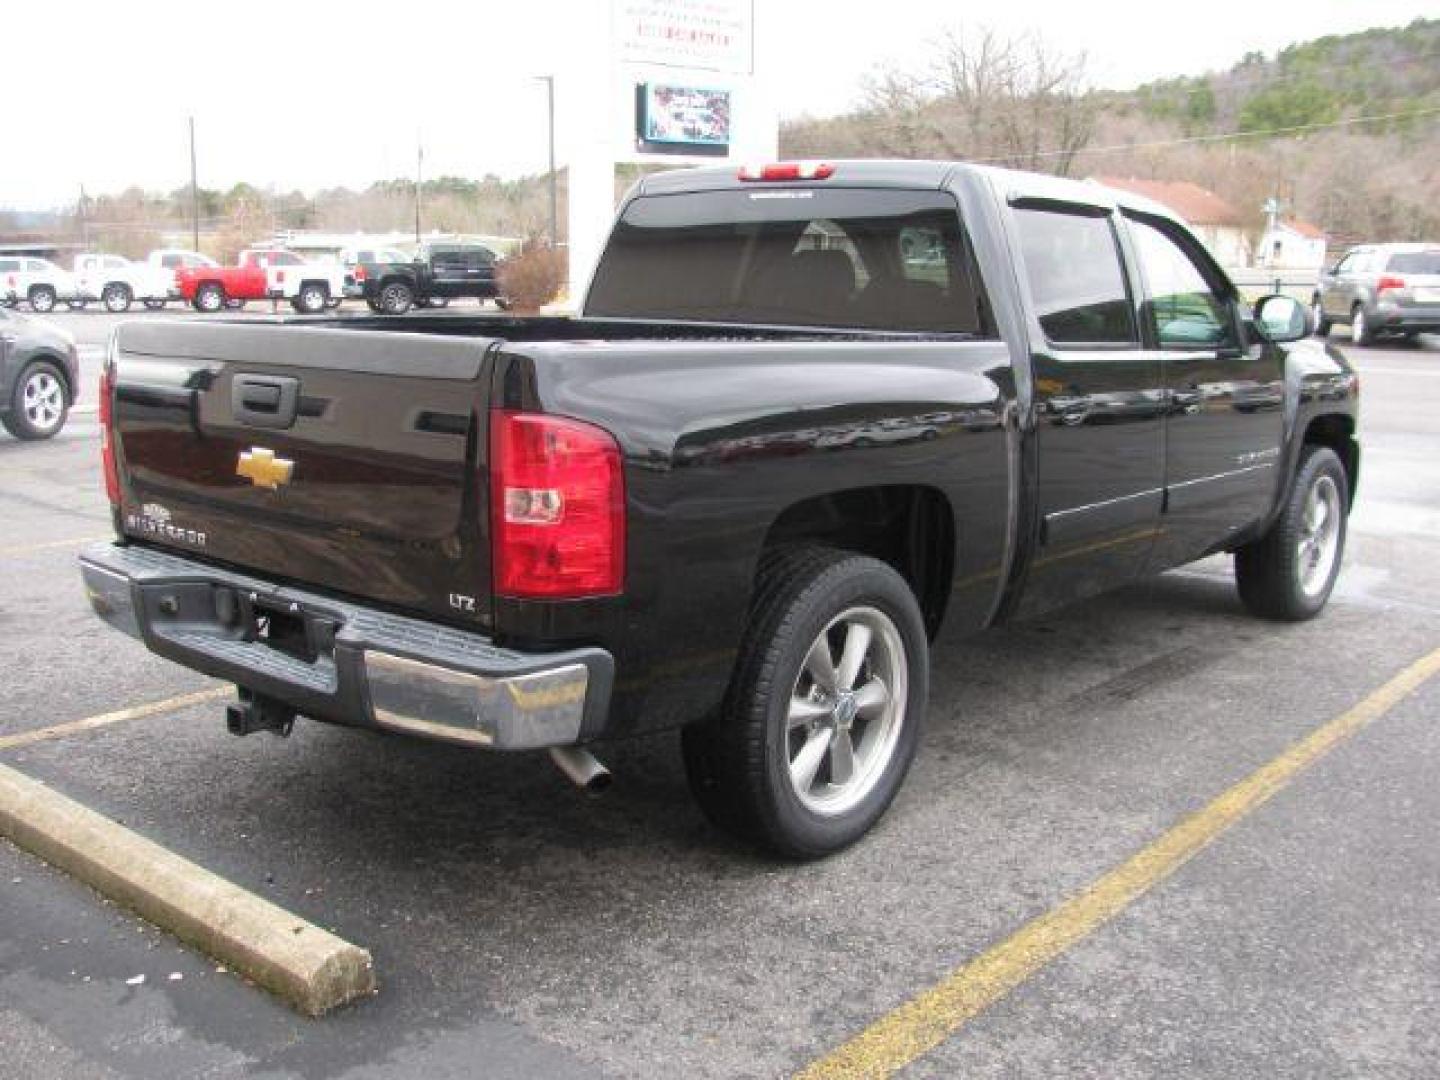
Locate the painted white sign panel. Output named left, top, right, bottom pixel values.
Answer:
left=615, top=0, right=754, bottom=74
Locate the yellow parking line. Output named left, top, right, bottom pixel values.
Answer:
left=0, top=535, right=108, bottom=559
left=0, top=687, right=230, bottom=752
left=798, top=645, right=1440, bottom=1080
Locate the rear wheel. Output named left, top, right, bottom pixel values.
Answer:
left=682, top=548, right=927, bottom=858
left=379, top=281, right=414, bottom=315
left=194, top=283, right=225, bottom=312
left=28, top=286, right=56, bottom=313
left=1235, top=445, right=1348, bottom=621
left=1311, top=295, right=1331, bottom=336
left=3, top=360, right=70, bottom=440
left=1350, top=305, right=1374, bottom=346
left=102, top=283, right=133, bottom=313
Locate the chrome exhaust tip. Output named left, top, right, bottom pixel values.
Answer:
left=548, top=746, right=612, bottom=796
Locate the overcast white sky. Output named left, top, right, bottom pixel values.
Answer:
left=3, top=0, right=1433, bottom=210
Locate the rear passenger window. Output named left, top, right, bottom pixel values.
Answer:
left=1014, top=208, right=1135, bottom=346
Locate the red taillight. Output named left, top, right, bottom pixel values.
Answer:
left=489, top=410, right=625, bottom=598
left=354, top=265, right=368, bottom=282
left=275, top=269, right=286, bottom=284
left=1376, top=274, right=1406, bottom=295
left=738, top=162, right=835, bottom=182
left=99, top=365, right=119, bottom=507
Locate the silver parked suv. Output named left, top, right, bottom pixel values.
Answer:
left=1313, top=243, right=1440, bottom=346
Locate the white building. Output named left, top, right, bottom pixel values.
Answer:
left=1257, top=219, right=1327, bottom=272
left=1091, top=176, right=1254, bottom=269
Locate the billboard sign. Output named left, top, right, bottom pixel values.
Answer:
left=636, top=83, right=731, bottom=153
left=615, top=0, right=754, bottom=74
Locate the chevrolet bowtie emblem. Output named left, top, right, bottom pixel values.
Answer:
left=236, top=446, right=294, bottom=490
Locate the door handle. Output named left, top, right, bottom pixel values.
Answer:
left=232, top=373, right=300, bottom=429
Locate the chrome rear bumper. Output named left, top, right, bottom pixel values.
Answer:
left=80, top=542, right=611, bottom=750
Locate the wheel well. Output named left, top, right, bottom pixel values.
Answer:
left=1304, top=414, right=1358, bottom=506
left=758, top=485, right=955, bottom=639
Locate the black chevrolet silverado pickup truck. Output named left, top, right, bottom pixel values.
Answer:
left=80, top=161, right=1358, bottom=857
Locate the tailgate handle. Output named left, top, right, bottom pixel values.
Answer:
left=233, top=374, right=300, bottom=430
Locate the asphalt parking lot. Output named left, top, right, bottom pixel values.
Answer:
left=3, top=310, right=1439, bottom=1078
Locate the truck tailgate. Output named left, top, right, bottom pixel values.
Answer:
left=110, top=321, right=495, bottom=628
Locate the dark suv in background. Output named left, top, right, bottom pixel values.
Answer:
left=354, top=242, right=506, bottom=314
left=1313, top=242, right=1440, bottom=345
left=0, top=306, right=79, bottom=440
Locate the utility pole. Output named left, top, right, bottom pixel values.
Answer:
left=540, top=75, right=558, bottom=248
left=188, top=116, right=200, bottom=253
left=77, top=184, right=88, bottom=249
left=414, top=137, right=423, bottom=244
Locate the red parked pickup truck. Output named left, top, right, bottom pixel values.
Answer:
left=176, top=249, right=345, bottom=314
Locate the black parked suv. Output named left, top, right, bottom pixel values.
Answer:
left=354, top=243, right=506, bottom=314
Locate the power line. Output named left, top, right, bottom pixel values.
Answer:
left=969, top=104, right=1440, bottom=163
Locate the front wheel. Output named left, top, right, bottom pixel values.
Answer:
left=1350, top=306, right=1374, bottom=347
left=102, top=283, right=133, bottom=313
left=292, top=283, right=328, bottom=314
left=193, top=283, right=225, bottom=312
left=1235, top=445, right=1349, bottom=621
left=682, top=548, right=927, bottom=858
left=379, top=281, right=414, bottom=315
left=28, top=286, right=57, bottom=313
left=2, top=360, right=70, bottom=440
left=1311, top=296, right=1331, bottom=336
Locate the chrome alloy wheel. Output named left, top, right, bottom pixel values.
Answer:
left=22, top=369, right=65, bottom=434
left=1297, top=474, right=1342, bottom=598
left=786, top=606, right=907, bottom=816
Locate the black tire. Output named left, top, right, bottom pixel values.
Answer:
left=193, top=283, right=225, bottom=312
left=28, top=286, right=56, bottom=313
left=292, top=282, right=328, bottom=314
left=1311, top=295, right=1331, bottom=337
left=2, top=360, right=70, bottom=440
left=1235, top=445, right=1349, bottom=621
left=682, top=548, right=928, bottom=858
left=1349, top=304, right=1375, bottom=347
left=379, top=281, right=414, bottom=315
left=142, top=299, right=167, bottom=310
left=102, top=283, right=133, bottom=313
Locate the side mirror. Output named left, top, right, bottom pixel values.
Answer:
left=1253, top=294, right=1308, bottom=343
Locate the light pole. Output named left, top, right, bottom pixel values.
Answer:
left=414, top=137, right=423, bottom=244
left=537, top=74, right=558, bottom=248
left=188, top=116, right=199, bottom=253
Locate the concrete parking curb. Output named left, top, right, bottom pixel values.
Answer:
left=0, top=763, right=375, bottom=1016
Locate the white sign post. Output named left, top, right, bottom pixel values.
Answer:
left=560, top=0, right=774, bottom=305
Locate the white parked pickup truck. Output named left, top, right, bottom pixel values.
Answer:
left=0, top=256, right=84, bottom=312
left=74, top=254, right=174, bottom=312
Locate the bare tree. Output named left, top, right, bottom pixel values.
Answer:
left=842, top=26, right=1098, bottom=175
